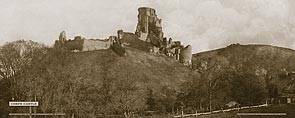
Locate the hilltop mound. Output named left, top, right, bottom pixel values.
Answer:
left=32, top=47, right=195, bottom=117
left=59, top=47, right=191, bottom=88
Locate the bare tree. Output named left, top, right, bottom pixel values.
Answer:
left=112, top=73, right=146, bottom=118
left=196, top=57, right=229, bottom=111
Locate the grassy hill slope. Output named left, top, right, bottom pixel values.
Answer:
left=192, top=44, right=295, bottom=95
left=32, top=46, right=195, bottom=117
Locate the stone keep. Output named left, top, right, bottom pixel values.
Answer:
left=135, top=7, right=163, bottom=42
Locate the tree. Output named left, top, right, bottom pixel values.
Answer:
left=146, top=89, right=156, bottom=111
left=111, top=73, right=146, bottom=118
left=177, top=71, right=205, bottom=112
left=0, top=40, right=47, bottom=116
left=225, top=71, right=266, bottom=105
left=196, top=56, right=229, bottom=111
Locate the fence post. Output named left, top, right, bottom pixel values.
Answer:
left=195, top=110, right=198, bottom=117
left=29, top=106, right=32, bottom=118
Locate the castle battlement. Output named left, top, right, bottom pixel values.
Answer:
left=54, top=31, right=116, bottom=52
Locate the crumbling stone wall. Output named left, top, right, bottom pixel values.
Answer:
left=65, top=36, right=84, bottom=51
left=157, top=37, right=192, bottom=66
left=55, top=31, right=114, bottom=52
left=82, top=38, right=113, bottom=51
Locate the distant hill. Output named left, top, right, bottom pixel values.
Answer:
left=192, top=44, right=295, bottom=92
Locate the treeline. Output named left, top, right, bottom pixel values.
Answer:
left=0, top=40, right=47, bottom=117
left=181, top=53, right=290, bottom=113
left=178, top=69, right=267, bottom=113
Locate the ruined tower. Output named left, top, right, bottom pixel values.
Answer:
left=59, top=31, right=67, bottom=43
left=117, top=30, right=124, bottom=40
left=135, top=7, right=163, bottom=43
left=180, top=45, right=192, bottom=66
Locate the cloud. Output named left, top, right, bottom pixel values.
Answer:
left=157, top=0, right=250, bottom=52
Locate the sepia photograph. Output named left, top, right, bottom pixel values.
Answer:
left=0, top=0, right=295, bottom=118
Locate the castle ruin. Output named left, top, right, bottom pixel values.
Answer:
left=54, top=7, right=192, bottom=66
left=135, top=7, right=192, bottom=66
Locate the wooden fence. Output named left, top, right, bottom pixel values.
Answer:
left=173, top=104, right=268, bottom=118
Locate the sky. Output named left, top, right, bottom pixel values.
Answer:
left=0, top=0, right=295, bottom=53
